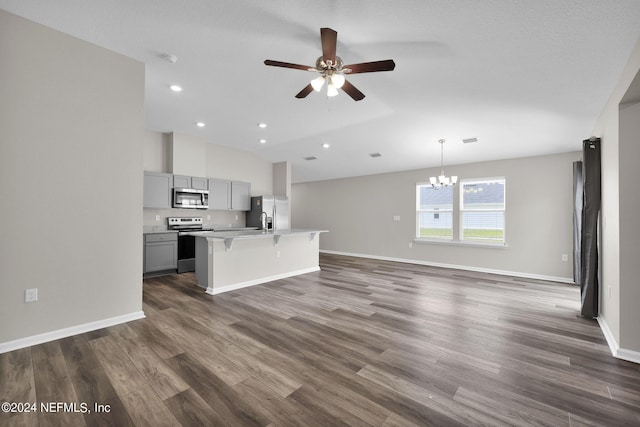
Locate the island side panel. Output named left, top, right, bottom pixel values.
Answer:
left=195, top=236, right=211, bottom=289
left=209, top=233, right=320, bottom=294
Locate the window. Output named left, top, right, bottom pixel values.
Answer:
left=416, top=184, right=453, bottom=240
left=415, top=177, right=506, bottom=245
left=460, top=178, right=505, bottom=243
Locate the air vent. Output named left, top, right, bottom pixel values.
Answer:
left=462, top=137, right=478, bottom=144
left=304, top=156, right=317, bottom=161
left=369, top=152, right=382, bottom=158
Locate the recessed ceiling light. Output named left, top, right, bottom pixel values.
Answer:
left=170, top=84, right=182, bottom=92
left=258, top=123, right=267, bottom=128
left=259, top=139, right=267, bottom=144
left=195, top=122, right=206, bottom=127
left=322, top=143, right=330, bottom=149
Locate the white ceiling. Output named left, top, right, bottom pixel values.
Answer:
left=2, top=1, right=640, bottom=183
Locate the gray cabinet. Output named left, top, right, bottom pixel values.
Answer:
left=174, top=175, right=208, bottom=190
left=144, top=233, right=177, bottom=275
left=173, top=175, right=191, bottom=189
left=191, top=177, right=208, bottom=190
left=208, top=178, right=231, bottom=210
left=145, top=171, right=249, bottom=211
left=144, top=172, right=172, bottom=209
left=231, top=181, right=251, bottom=211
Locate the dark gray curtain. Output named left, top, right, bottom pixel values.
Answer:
left=579, top=138, right=601, bottom=319
left=573, top=161, right=583, bottom=285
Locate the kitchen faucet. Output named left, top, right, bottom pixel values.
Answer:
left=260, top=211, right=268, bottom=232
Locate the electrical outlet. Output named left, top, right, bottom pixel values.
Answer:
left=393, top=215, right=401, bottom=221
left=561, top=254, right=568, bottom=262
left=207, top=215, right=211, bottom=220
left=235, top=215, right=239, bottom=221
left=155, top=215, right=160, bottom=221
left=408, top=242, right=413, bottom=248
left=25, top=288, right=38, bottom=303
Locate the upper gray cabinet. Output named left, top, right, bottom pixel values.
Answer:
left=173, top=175, right=208, bottom=190
left=208, top=179, right=231, bottom=210
left=144, top=172, right=172, bottom=208
left=173, top=175, right=190, bottom=189
left=231, top=181, right=251, bottom=211
left=207, top=179, right=250, bottom=210
left=145, top=172, right=249, bottom=211
left=191, top=177, right=208, bottom=190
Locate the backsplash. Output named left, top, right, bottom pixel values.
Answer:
left=143, top=208, right=246, bottom=232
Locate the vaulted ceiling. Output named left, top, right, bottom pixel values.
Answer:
left=2, top=1, right=640, bottom=182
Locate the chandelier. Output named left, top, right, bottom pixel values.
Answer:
left=430, top=139, right=458, bottom=189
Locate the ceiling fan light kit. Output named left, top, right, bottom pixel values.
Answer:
left=264, top=27, right=395, bottom=101
left=311, top=76, right=325, bottom=91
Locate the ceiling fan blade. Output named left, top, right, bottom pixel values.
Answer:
left=320, top=27, right=337, bottom=64
left=264, top=60, right=313, bottom=71
left=344, top=59, right=396, bottom=74
left=295, top=84, right=314, bottom=99
left=341, top=80, right=365, bottom=101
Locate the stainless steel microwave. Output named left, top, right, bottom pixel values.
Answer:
left=172, top=188, right=209, bottom=209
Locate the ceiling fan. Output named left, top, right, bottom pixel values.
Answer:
left=264, top=27, right=396, bottom=101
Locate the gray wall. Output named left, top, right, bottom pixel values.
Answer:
left=0, top=11, right=145, bottom=346
left=592, top=37, right=640, bottom=359
left=619, top=100, right=640, bottom=353
left=292, top=151, right=580, bottom=281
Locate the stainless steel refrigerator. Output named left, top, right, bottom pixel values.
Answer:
left=247, top=196, right=290, bottom=231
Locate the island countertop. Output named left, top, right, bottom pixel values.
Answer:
left=193, top=228, right=328, bottom=295
left=186, top=228, right=327, bottom=239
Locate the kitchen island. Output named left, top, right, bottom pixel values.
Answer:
left=192, top=229, right=327, bottom=295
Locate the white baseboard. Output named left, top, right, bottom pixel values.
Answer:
left=206, top=266, right=321, bottom=295
left=598, top=316, right=640, bottom=364
left=320, top=250, right=574, bottom=284
left=0, top=311, right=145, bottom=354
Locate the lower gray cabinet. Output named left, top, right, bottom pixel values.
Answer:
left=144, top=233, right=177, bottom=275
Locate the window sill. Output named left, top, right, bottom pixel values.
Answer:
left=413, top=238, right=509, bottom=249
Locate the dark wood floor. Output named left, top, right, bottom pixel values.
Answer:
left=2, top=253, right=640, bottom=426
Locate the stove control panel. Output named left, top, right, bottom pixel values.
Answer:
left=168, top=217, right=203, bottom=228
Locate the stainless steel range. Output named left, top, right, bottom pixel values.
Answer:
left=168, top=217, right=213, bottom=273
